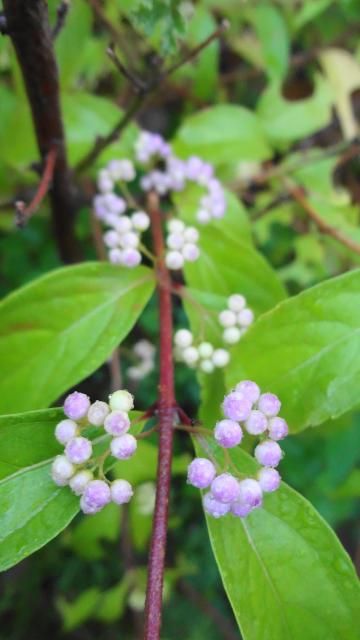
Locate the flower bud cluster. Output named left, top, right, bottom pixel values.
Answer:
left=187, top=381, right=288, bottom=519
left=51, top=390, right=138, bottom=515
left=219, top=294, right=254, bottom=344
left=174, top=329, right=230, bottom=374
left=128, top=340, right=156, bottom=381
left=165, top=219, right=200, bottom=270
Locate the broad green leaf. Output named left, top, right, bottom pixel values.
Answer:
left=63, top=93, right=139, bottom=166
left=0, top=263, right=154, bottom=413
left=173, top=105, right=272, bottom=165
left=196, top=438, right=360, bottom=640
left=248, top=4, right=289, bottom=81
left=257, top=74, right=333, bottom=146
left=226, top=269, right=360, bottom=432
left=58, top=588, right=101, bottom=631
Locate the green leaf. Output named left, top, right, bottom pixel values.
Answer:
left=0, top=263, right=154, bottom=413
left=58, top=588, right=101, bottom=632
left=197, top=439, right=360, bottom=640
left=173, top=105, right=272, bottom=165
left=226, top=269, right=360, bottom=432
left=257, top=74, right=333, bottom=146
left=248, top=4, right=290, bottom=81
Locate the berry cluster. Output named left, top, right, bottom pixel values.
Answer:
left=51, top=389, right=138, bottom=514
left=165, top=219, right=200, bottom=270
left=93, top=130, right=227, bottom=267
left=128, top=339, right=156, bottom=381
left=174, top=329, right=230, bottom=373
left=219, top=294, right=254, bottom=345
left=187, top=380, right=288, bottom=519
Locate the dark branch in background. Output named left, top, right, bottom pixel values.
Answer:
left=3, top=0, right=81, bottom=262
left=75, top=20, right=229, bottom=175
left=52, top=0, right=70, bottom=40
left=143, top=192, right=175, bottom=640
left=15, top=146, right=57, bottom=227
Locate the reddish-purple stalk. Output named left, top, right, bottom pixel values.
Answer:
left=143, top=192, right=175, bottom=640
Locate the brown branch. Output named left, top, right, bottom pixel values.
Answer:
left=15, top=147, right=57, bottom=227
left=143, top=192, right=175, bottom=640
left=3, top=0, right=81, bottom=262
left=87, top=0, right=122, bottom=42
left=75, top=20, right=229, bottom=174
left=52, top=0, right=70, bottom=39
left=286, top=180, right=360, bottom=256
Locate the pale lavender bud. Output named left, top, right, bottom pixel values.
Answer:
left=104, top=411, right=131, bottom=436
left=69, top=470, right=93, bottom=496
left=80, top=480, right=111, bottom=514
left=51, top=455, right=74, bottom=486
left=64, top=392, right=90, bottom=420
left=212, top=349, right=230, bottom=368
left=167, top=232, right=184, bottom=251
left=235, top=380, right=260, bottom=404
left=132, top=211, right=150, bottom=231
left=119, top=231, right=139, bottom=249
left=186, top=156, right=205, bottom=180
left=237, top=308, right=254, bottom=327
left=97, top=169, right=113, bottom=193
left=167, top=219, right=185, bottom=234
left=227, top=294, right=246, bottom=312
left=111, top=479, right=134, bottom=504
left=104, top=193, right=126, bottom=214
left=87, top=400, right=110, bottom=427
left=165, top=251, right=184, bottom=270
left=238, top=478, right=263, bottom=508
left=223, top=327, right=242, bottom=344
left=254, top=440, right=282, bottom=467
left=103, top=230, right=120, bottom=248
left=187, top=458, right=216, bottom=489
left=218, top=310, right=237, bottom=327
left=113, top=216, right=132, bottom=233
left=55, top=419, right=78, bottom=445
left=198, top=342, right=213, bottom=358
left=93, top=195, right=107, bottom=220
left=182, top=243, right=200, bottom=262
left=211, top=473, right=240, bottom=503
left=109, top=248, right=123, bottom=264
left=222, top=391, right=252, bottom=422
left=65, top=436, right=92, bottom=464
left=214, top=420, right=243, bottom=448
left=183, top=226, right=199, bottom=243
left=268, top=417, right=288, bottom=440
left=231, top=501, right=252, bottom=518
left=109, top=390, right=134, bottom=412
left=174, top=329, right=193, bottom=348
left=245, top=410, right=268, bottom=435
left=203, top=492, right=230, bottom=518
left=196, top=209, right=211, bottom=224
left=121, top=248, right=142, bottom=268
left=182, top=346, right=199, bottom=365
left=110, top=433, right=137, bottom=460
left=200, top=359, right=215, bottom=373
left=134, top=339, right=155, bottom=359
left=257, top=467, right=281, bottom=492
left=258, top=393, right=281, bottom=417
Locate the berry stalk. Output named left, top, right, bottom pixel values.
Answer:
left=143, top=192, right=175, bottom=640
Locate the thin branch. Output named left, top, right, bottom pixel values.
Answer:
left=286, top=180, right=360, bottom=256
left=87, top=0, right=122, bottom=42
left=15, top=147, right=57, bottom=227
left=143, top=192, right=175, bottom=640
left=52, top=0, right=70, bottom=39
left=75, top=20, right=229, bottom=174
left=3, top=0, right=81, bottom=262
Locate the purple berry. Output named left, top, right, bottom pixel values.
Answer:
left=51, top=455, right=74, bottom=486
left=258, top=393, right=281, bottom=417
left=80, top=480, right=111, bottom=514
left=65, top=437, right=92, bottom=464
left=258, top=467, right=281, bottom=493
left=235, top=380, right=260, bottom=404
left=211, top=473, right=240, bottom=504
left=110, top=434, right=137, bottom=460
left=231, top=501, right=253, bottom=518
left=214, top=420, right=243, bottom=448
left=55, top=419, right=78, bottom=445
left=222, top=391, right=252, bottom=422
left=254, top=440, right=282, bottom=467
left=104, top=411, right=131, bottom=436
left=63, top=391, right=90, bottom=420
left=238, top=478, right=263, bottom=508
left=268, top=417, right=288, bottom=441
left=244, top=410, right=267, bottom=436
left=69, top=470, right=93, bottom=496
left=187, top=458, right=216, bottom=489
left=203, top=492, right=230, bottom=518
left=111, top=479, right=134, bottom=504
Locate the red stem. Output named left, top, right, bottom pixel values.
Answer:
left=143, top=192, right=175, bottom=640
left=15, top=147, right=57, bottom=226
